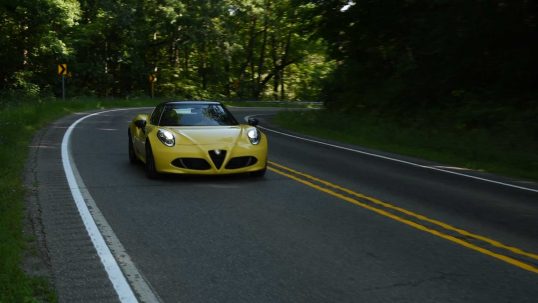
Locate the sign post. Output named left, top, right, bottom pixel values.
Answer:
left=58, top=64, right=67, bottom=101
left=148, top=74, right=157, bottom=98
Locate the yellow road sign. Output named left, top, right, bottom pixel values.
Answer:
left=148, top=74, right=157, bottom=82
left=58, top=64, right=67, bottom=76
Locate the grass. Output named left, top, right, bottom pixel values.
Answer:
left=273, top=110, right=538, bottom=181
left=0, top=97, right=162, bottom=303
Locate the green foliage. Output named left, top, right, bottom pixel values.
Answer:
left=0, top=0, right=80, bottom=98
left=0, top=0, right=333, bottom=100
left=0, top=101, right=58, bottom=303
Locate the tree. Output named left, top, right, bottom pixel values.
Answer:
left=0, top=0, right=80, bottom=97
left=1, top=0, right=334, bottom=101
left=312, top=0, right=538, bottom=117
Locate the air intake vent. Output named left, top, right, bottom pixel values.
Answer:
left=225, top=156, right=258, bottom=169
left=171, top=158, right=211, bottom=170
left=208, top=150, right=227, bottom=169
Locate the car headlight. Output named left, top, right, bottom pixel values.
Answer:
left=247, top=128, right=260, bottom=145
left=157, top=129, right=175, bottom=147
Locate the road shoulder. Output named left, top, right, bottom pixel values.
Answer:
left=24, top=114, right=120, bottom=303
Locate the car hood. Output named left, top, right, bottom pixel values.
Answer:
left=165, top=126, right=244, bottom=146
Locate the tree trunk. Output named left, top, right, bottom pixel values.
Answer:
left=200, top=43, right=208, bottom=90
left=184, top=48, right=190, bottom=78
left=271, top=34, right=279, bottom=99
left=255, top=3, right=270, bottom=99
left=239, top=18, right=257, bottom=99
left=280, top=32, right=292, bottom=100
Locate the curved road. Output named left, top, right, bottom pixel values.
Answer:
left=32, top=107, right=538, bottom=302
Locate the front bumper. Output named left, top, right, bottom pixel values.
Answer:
left=151, top=140, right=267, bottom=175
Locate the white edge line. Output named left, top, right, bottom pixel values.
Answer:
left=245, top=115, right=538, bottom=194
left=62, top=109, right=140, bottom=303
left=66, top=111, right=163, bottom=302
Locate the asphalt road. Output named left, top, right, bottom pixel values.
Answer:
left=64, top=107, right=538, bottom=302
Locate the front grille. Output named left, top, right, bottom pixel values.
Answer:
left=171, top=158, right=211, bottom=170
left=225, top=156, right=258, bottom=169
left=208, top=150, right=227, bottom=169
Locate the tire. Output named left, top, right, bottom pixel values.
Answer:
left=145, top=142, right=159, bottom=179
left=250, top=167, right=266, bottom=178
left=128, top=131, right=137, bottom=164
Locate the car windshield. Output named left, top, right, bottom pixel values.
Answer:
left=158, top=103, right=239, bottom=126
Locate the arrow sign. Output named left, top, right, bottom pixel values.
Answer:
left=58, top=64, right=67, bottom=76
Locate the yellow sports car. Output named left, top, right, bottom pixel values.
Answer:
left=128, top=101, right=268, bottom=178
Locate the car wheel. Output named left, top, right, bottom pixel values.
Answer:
left=145, top=142, right=159, bottom=179
left=128, top=131, right=137, bottom=164
left=250, top=167, right=266, bottom=178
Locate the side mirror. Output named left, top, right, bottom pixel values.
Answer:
left=247, top=118, right=259, bottom=126
left=134, top=119, right=146, bottom=129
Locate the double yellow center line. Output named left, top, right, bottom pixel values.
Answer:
left=268, top=161, right=538, bottom=274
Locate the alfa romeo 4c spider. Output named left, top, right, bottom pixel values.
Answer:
left=128, top=101, right=268, bottom=178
